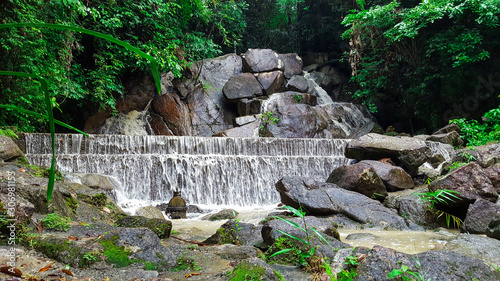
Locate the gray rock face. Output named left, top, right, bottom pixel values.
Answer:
left=433, top=123, right=461, bottom=135
left=186, top=53, right=243, bottom=136
left=356, top=245, right=500, bottom=281
left=237, top=98, right=264, bottom=116
left=456, top=143, right=500, bottom=168
left=213, top=121, right=259, bottom=138
left=203, top=209, right=238, bottom=221
left=327, top=162, right=388, bottom=199
left=115, top=216, right=172, bottom=238
left=0, top=135, right=23, bottom=161
left=285, top=75, right=308, bottom=93
left=136, top=206, right=166, bottom=220
left=427, top=131, right=464, bottom=147
left=262, top=94, right=374, bottom=139
left=242, top=49, right=284, bottom=73
left=446, top=234, right=500, bottom=267
left=71, top=173, right=120, bottom=191
left=204, top=219, right=263, bottom=246
left=261, top=216, right=349, bottom=251
left=346, top=134, right=433, bottom=176
left=487, top=215, right=500, bottom=240
left=463, top=199, right=500, bottom=234
left=276, top=176, right=409, bottom=230
left=360, top=160, right=414, bottom=191
left=255, top=71, right=284, bottom=95
left=383, top=186, right=434, bottom=228
left=430, top=163, right=499, bottom=207
left=279, top=53, right=303, bottom=79
left=485, top=165, right=500, bottom=192
left=223, top=73, right=263, bottom=100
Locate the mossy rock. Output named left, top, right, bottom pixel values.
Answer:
left=204, top=209, right=238, bottom=221
left=115, top=216, right=172, bottom=239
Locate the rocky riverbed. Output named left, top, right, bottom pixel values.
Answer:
left=2, top=128, right=500, bottom=280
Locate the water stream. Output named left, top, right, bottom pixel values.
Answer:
left=25, top=134, right=351, bottom=209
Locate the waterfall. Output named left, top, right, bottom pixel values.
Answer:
left=25, top=134, right=351, bottom=208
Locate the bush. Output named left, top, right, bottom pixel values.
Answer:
left=451, top=105, right=500, bottom=146
left=41, top=213, right=72, bottom=231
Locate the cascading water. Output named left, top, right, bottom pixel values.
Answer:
left=25, top=134, right=351, bottom=209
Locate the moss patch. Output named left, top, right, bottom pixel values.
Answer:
left=226, top=261, right=266, bottom=281
left=115, top=216, right=171, bottom=238
left=100, top=237, right=133, bottom=267
left=65, top=196, right=79, bottom=214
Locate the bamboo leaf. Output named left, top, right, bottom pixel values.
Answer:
left=310, top=227, right=331, bottom=247
left=273, top=216, right=307, bottom=233
left=268, top=248, right=295, bottom=258
left=277, top=230, right=310, bottom=245
left=282, top=205, right=305, bottom=218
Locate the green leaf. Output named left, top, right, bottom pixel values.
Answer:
left=276, top=230, right=310, bottom=246
left=268, top=248, right=295, bottom=258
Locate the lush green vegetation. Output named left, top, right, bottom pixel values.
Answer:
left=342, top=0, right=500, bottom=132
left=451, top=105, right=500, bottom=146
left=0, top=0, right=246, bottom=132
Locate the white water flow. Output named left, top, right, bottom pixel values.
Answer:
left=25, top=134, right=351, bottom=209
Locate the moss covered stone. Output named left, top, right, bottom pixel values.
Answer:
left=115, top=216, right=172, bottom=239
left=226, top=261, right=266, bottom=281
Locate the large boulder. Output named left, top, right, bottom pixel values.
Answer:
left=223, top=73, right=264, bottom=100
left=463, top=199, right=500, bottom=234
left=203, top=219, right=263, bottom=246
left=484, top=165, right=500, bottom=191
left=181, top=53, right=243, bottom=136
left=383, top=186, right=436, bottom=228
left=427, top=131, right=464, bottom=147
left=242, top=49, right=284, bottom=73
left=430, top=163, right=498, bottom=207
left=326, top=162, right=388, bottom=199
left=136, top=206, right=166, bottom=220
left=346, top=134, right=439, bottom=176
left=285, top=75, right=308, bottom=93
left=446, top=234, right=500, bottom=267
left=0, top=135, right=24, bottom=161
left=115, top=216, right=172, bottom=238
left=275, top=176, right=409, bottom=230
left=152, top=92, right=192, bottom=135
left=71, top=173, right=120, bottom=191
left=261, top=94, right=374, bottom=139
left=455, top=143, right=500, bottom=168
left=355, top=245, right=500, bottom=281
left=279, top=53, right=303, bottom=79
left=255, top=71, right=285, bottom=95
left=360, top=160, right=414, bottom=191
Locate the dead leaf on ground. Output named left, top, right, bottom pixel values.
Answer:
left=38, top=262, right=54, bottom=272
left=67, top=236, right=78, bottom=241
left=0, top=266, right=22, bottom=277
left=61, top=269, right=74, bottom=276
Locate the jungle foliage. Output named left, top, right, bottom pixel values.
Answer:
left=0, top=0, right=247, bottom=132
left=342, top=0, right=500, bottom=132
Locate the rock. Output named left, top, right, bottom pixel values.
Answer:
left=242, top=49, right=283, bottom=73
left=383, top=186, right=435, bottom=228
left=285, top=75, right=308, bottom=93
left=136, top=206, right=166, bottom=220
left=456, top=143, right=500, bottom=168
left=212, top=244, right=263, bottom=260
left=360, top=160, right=414, bottom=191
left=235, top=115, right=258, bottom=126
left=116, top=74, right=156, bottom=113
left=71, top=173, right=120, bottom=191
left=446, top=234, right=500, bottom=267
left=430, top=163, right=498, bottom=207
left=83, top=110, right=113, bottom=134
left=276, top=176, right=409, bottom=230
left=485, top=165, right=500, bottom=191
left=148, top=112, right=174, bottom=135
left=152, top=92, right=192, bottom=136
left=345, top=233, right=378, bottom=241
left=261, top=216, right=349, bottom=251
left=237, top=98, right=264, bottom=116
left=115, top=216, right=172, bottom=238
left=203, top=209, right=238, bottom=221
left=346, top=133, right=433, bottom=176
left=487, top=215, right=500, bottom=240
left=223, top=73, right=264, bottom=100
left=463, top=199, right=500, bottom=234
left=433, top=123, right=461, bottom=135
left=184, top=53, right=243, bottom=136
left=279, top=53, right=303, bottom=79
left=261, top=95, right=374, bottom=139
left=356, top=245, right=500, bottom=281
left=326, top=162, right=388, bottom=199
left=0, top=135, right=23, bottom=161
left=187, top=205, right=202, bottom=213
left=213, top=121, right=259, bottom=138
left=255, top=71, right=285, bottom=95
left=427, top=131, right=464, bottom=147
left=204, top=219, right=263, bottom=246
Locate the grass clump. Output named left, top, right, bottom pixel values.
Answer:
left=41, top=213, right=72, bottom=231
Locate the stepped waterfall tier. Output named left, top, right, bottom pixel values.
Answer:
left=25, top=134, right=351, bottom=207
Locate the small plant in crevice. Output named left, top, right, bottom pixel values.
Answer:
left=232, top=211, right=243, bottom=244
left=265, top=205, right=336, bottom=279
left=293, top=94, right=304, bottom=103
left=388, top=259, right=426, bottom=281
left=171, top=254, right=201, bottom=272
left=414, top=189, right=463, bottom=228
left=449, top=152, right=477, bottom=172
left=259, top=111, right=280, bottom=130
left=79, top=251, right=102, bottom=268
left=41, top=213, right=72, bottom=232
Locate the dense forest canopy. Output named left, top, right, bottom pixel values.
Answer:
left=0, top=0, right=499, bottom=139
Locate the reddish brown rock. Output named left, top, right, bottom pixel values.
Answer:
left=152, top=93, right=192, bottom=136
